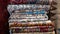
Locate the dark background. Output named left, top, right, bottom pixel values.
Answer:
left=0, top=0, right=10, bottom=34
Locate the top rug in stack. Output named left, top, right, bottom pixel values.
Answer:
left=9, top=0, right=57, bottom=5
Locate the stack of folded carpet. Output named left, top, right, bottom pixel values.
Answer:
left=8, top=0, right=57, bottom=34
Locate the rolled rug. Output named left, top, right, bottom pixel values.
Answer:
left=9, top=21, right=55, bottom=27
left=10, top=26, right=54, bottom=33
